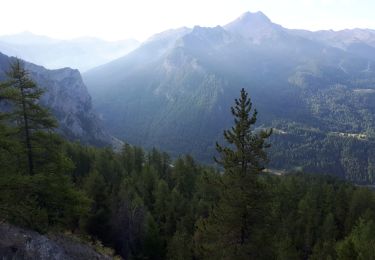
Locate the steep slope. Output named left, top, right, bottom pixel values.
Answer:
left=86, top=27, right=191, bottom=94
left=83, top=12, right=375, bottom=183
left=0, top=52, right=115, bottom=146
left=0, top=32, right=139, bottom=72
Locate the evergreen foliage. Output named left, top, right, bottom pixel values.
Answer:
left=1, top=78, right=375, bottom=259
left=214, top=88, right=272, bottom=173
left=195, top=88, right=272, bottom=259
left=0, top=60, right=89, bottom=232
left=0, top=59, right=56, bottom=175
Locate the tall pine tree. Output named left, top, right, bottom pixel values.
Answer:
left=214, top=88, right=271, bottom=174
left=0, top=59, right=56, bottom=175
left=0, top=59, right=89, bottom=231
left=195, top=88, right=272, bottom=259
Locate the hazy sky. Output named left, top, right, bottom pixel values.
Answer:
left=0, top=0, right=374, bottom=41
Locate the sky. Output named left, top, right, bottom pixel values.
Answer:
left=0, top=0, right=374, bottom=41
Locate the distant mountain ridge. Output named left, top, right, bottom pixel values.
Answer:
left=0, top=52, right=116, bottom=146
left=83, top=11, right=375, bottom=183
left=0, top=32, right=140, bottom=72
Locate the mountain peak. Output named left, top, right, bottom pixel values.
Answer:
left=239, top=11, right=271, bottom=24
left=224, top=11, right=282, bottom=41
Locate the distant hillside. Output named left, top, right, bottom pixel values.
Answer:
left=84, top=11, right=375, bottom=183
left=0, top=32, right=139, bottom=72
left=0, top=52, right=116, bottom=146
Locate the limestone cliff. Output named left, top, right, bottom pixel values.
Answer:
left=0, top=52, right=118, bottom=147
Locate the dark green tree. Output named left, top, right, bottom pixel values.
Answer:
left=214, top=88, right=272, bottom=173
left=196, top=88, right=272, bottom=259
left=0, top=59, right=56, bottom=175
left=337, top=218, right=375, bottom=259
left=167, top=227, right=193, bottom=260
left=0, top=59, right=89, bottom=232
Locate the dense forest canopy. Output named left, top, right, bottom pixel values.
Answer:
left=1, top=61, right=375, bottom=259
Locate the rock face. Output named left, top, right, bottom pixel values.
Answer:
left=0, top=223, right=113, bottom=260
left=0, top=52, right=115, bottom=147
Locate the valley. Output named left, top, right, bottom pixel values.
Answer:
left=82, top=12, right=375, bottom=183
left=2, top=6, right=375, bottom=259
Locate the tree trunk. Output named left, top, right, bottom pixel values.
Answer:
left=19, top=80, right=33, bottom=175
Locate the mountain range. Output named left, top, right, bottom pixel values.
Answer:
left=83, top=11, right=375, bottom=184
left=0, top=32, right=139, bottom=72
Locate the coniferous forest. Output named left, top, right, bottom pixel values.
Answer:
left=1, top=60, right=375, bottom=259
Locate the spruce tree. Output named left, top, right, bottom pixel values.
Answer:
left=195, top=88, right=272, bottom=259
left=214, top=88, right=271, bottom=174
left=0, top=59, right=56, bottom=175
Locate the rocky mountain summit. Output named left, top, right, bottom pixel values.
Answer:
left=224, top=11, right=284, bottom=42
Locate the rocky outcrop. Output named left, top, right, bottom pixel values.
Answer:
left=0, top=52, right=118, bottom=147
left=0, top=223, right=113, bottom=260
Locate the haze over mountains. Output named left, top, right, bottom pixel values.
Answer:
left=83, top=11, right=375, bottom=183
left=1, top=11, right=375, bottom=183
left=0, top=32, right=139, bottom=72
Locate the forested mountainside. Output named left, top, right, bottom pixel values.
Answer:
left=0, top=52, right=114, bottom=146
left=84, top=11, right=375, bottom=183
left=1, top=72, right=375, bottom=259
left=0, top=32, right=139, bottom=72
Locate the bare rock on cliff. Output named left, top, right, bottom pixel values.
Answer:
left=0, top=223, right=114, bottom=260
